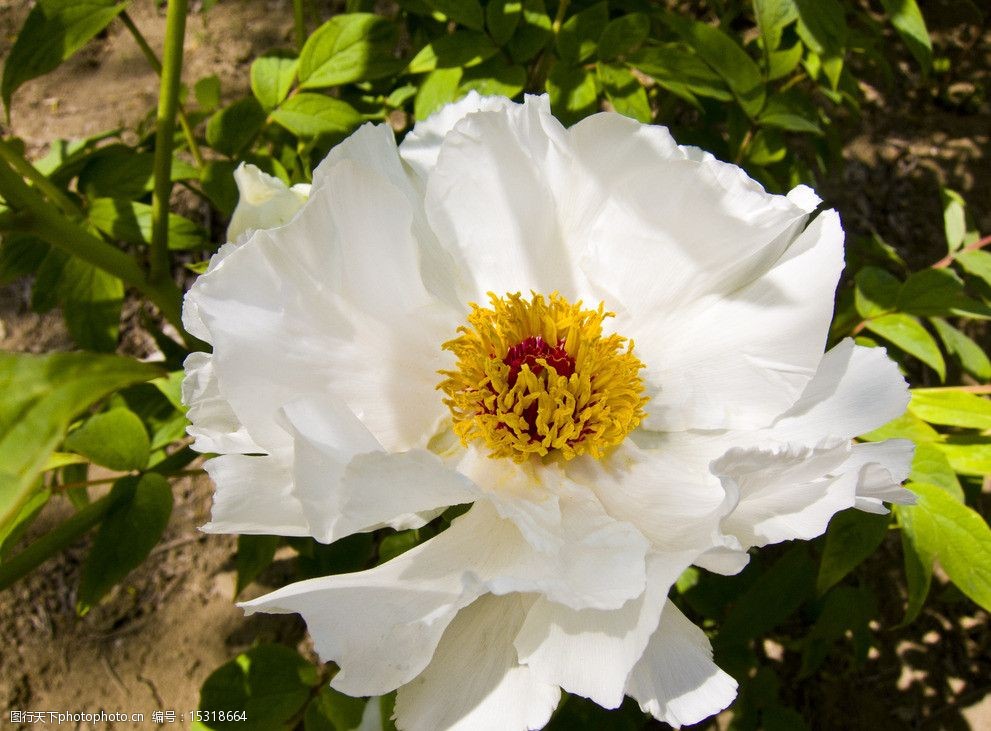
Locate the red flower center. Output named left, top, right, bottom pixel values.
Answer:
left=503, top=335, right=575, bottom=387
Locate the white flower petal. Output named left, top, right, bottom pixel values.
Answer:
left=185, top=158, right=453, bottom=453
left=634, top=208, right=844, bottom=431
left=460, top=451, right=650, bottom=610
left=572, top=118, right=816, bottom=317
left=240, top=514, right=490, bottom=696
left=284, top=394, right=477, bottom=542
left=514, top=551, right=696, bottom=708
left=394, top=593, right=560, bottom=731
left=846, top=439, right=917, bottom=513
left=201, top=452, right=308, bottom=536
left=227, top=163, right=309, bottom=243
left=314, top=122, right=465, bottom=309
left=423, top=95, right=586, bottom=300
left=626, top=601, right=738, bottom=728
left=567, top=441, right=729, bottom=553
left=768, top=338, right=911, bottom=442
left=181, top=351, right=260, bottom=454
left=399, top=91, right=514, bottom=183
left=713, top=439, right=856, bottom=548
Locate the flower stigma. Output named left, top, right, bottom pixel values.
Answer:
left=438, top=292, right=649, bottom=462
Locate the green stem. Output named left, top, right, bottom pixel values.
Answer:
left=150, top=0, right=189, bottom=285
left=119, top=10, right=204, bottom=169
left=0, top=488, right=130, bottom=591
left=0, top=137, right=80, bottom=218
left=551, top=0, right=571, bottom=34
left=0, top=156, right=185, bottom=332
left=292, top=0, right=306, bottom=51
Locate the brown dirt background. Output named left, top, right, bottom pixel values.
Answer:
left=0, top=1, right=988, bottom=730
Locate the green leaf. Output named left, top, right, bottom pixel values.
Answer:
left=195, top=75, right=221, bottom=112
left=0, top=486, right=50, bottom=559
left=767, top=42, right=804, bottom=80
left=201, top=160, right=239, bottom=217
left=799, top=585, right=874, bottom=677
left=407, top=31, right=498, bottom=73
left=900, top=482, right=991, bottom=613
left=955, top=250, right=991, bottom=289
left=861, top=411, right=939, bottom=443
left=598, top=63, right=651, bottom=123
left=546, top=63, right=598, bottom=126
left=459, top=57, right=527, bottom=98
left=63, top=408, right=150, bottom=471
left=304, top=686, right=367, bottom=731
left=88, top=198, right=208, bottom=251
left=629, top=44, right=732, bottom=104
left=909, top=389, right=991, bottom=430
left=235, top=534, right=280, bottom=595
left=298, top=13, right=399, bottom=88
left=251, top=53, right=298, bottom=111
left=718, top=547, right=816, bottom=646
left=931, top=317, right=991, bottom=382
left=758, top=91, right=823, bottom=134
left=909, top=442, right=963, bottom=500
left=77, top=146, right=199, bottom=199
left=197, top=644, right=320, bottom=731
left=487, top=0, right=522, bottom=46
left=75, top=473, right=172, bottom=614
left=507, top=0, right=551, bottom=63
left=897, top=268, right=991, bottom=319
left=597, top=13, right=650, bottom=61
left=270, top=94, right=363, bottom=138
left=754, top=0, right=798, bottom=53
left=896, top=503, right=933, bottom=624
left=662, top=14, right=766, bottom=117
left=557, top=2, right=607, bottom=64
left=58, top=256, right=124, bottom=352
left=793, top=0, right=847, bottom=88
left=0, top=351, right=161, bottom=536
left=940, top=187, right=967, bottom=254
left=879, top=0, right=932, bottom=72
left=854, top=266, right=901, bottom=319
left=935, top=436, right=991, bottom=476
left=378, top=530, right=420, bottom=564
left=0, top=234, right=50, bottom=284
left=116, top=382, right=187, bottom=452
left=206, top=97, right=268, bottom=156
left=423, top=0, right=485, bottom=30
left=1, top=0, right=129, bottom=111
left=864, top=313, right=945, bottom=381
left=816, top=509, right=890, bottom=595
left=414, top=68, right=463, bottom=120
left=745, top=128, right=787, bottom=165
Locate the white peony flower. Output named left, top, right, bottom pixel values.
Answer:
left=226, top=163, right=311, bottom=243
left=182, top=94, right=915, bottom=730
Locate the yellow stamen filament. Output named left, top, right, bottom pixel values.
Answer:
left=438, top=292, right=648, bottom=462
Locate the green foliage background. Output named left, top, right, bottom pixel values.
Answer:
left=0, top=0, right=989, bottom=729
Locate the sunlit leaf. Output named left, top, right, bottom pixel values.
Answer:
left=407, top=31, right=498, bottom=73
left=900, top=483, right=991, bottom=613
left=879, top=0, right=932, bottom=72
left=0, top=352, right=160, bottom=535
left=298, top=13, right=399, bottom=88
left=271, top=94, right=363, bottom=138
left=63, top=407, right=150, bottom=471
left=931, top=318, right=990, bottom=382
left=251, top=53, right=298, bottom=111
left=909, top=389, right=991, bottom=430
left=864, top=313, right=945, bottom=381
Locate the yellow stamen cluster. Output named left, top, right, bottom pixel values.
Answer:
left=438, top=292, right=648, bottom=462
